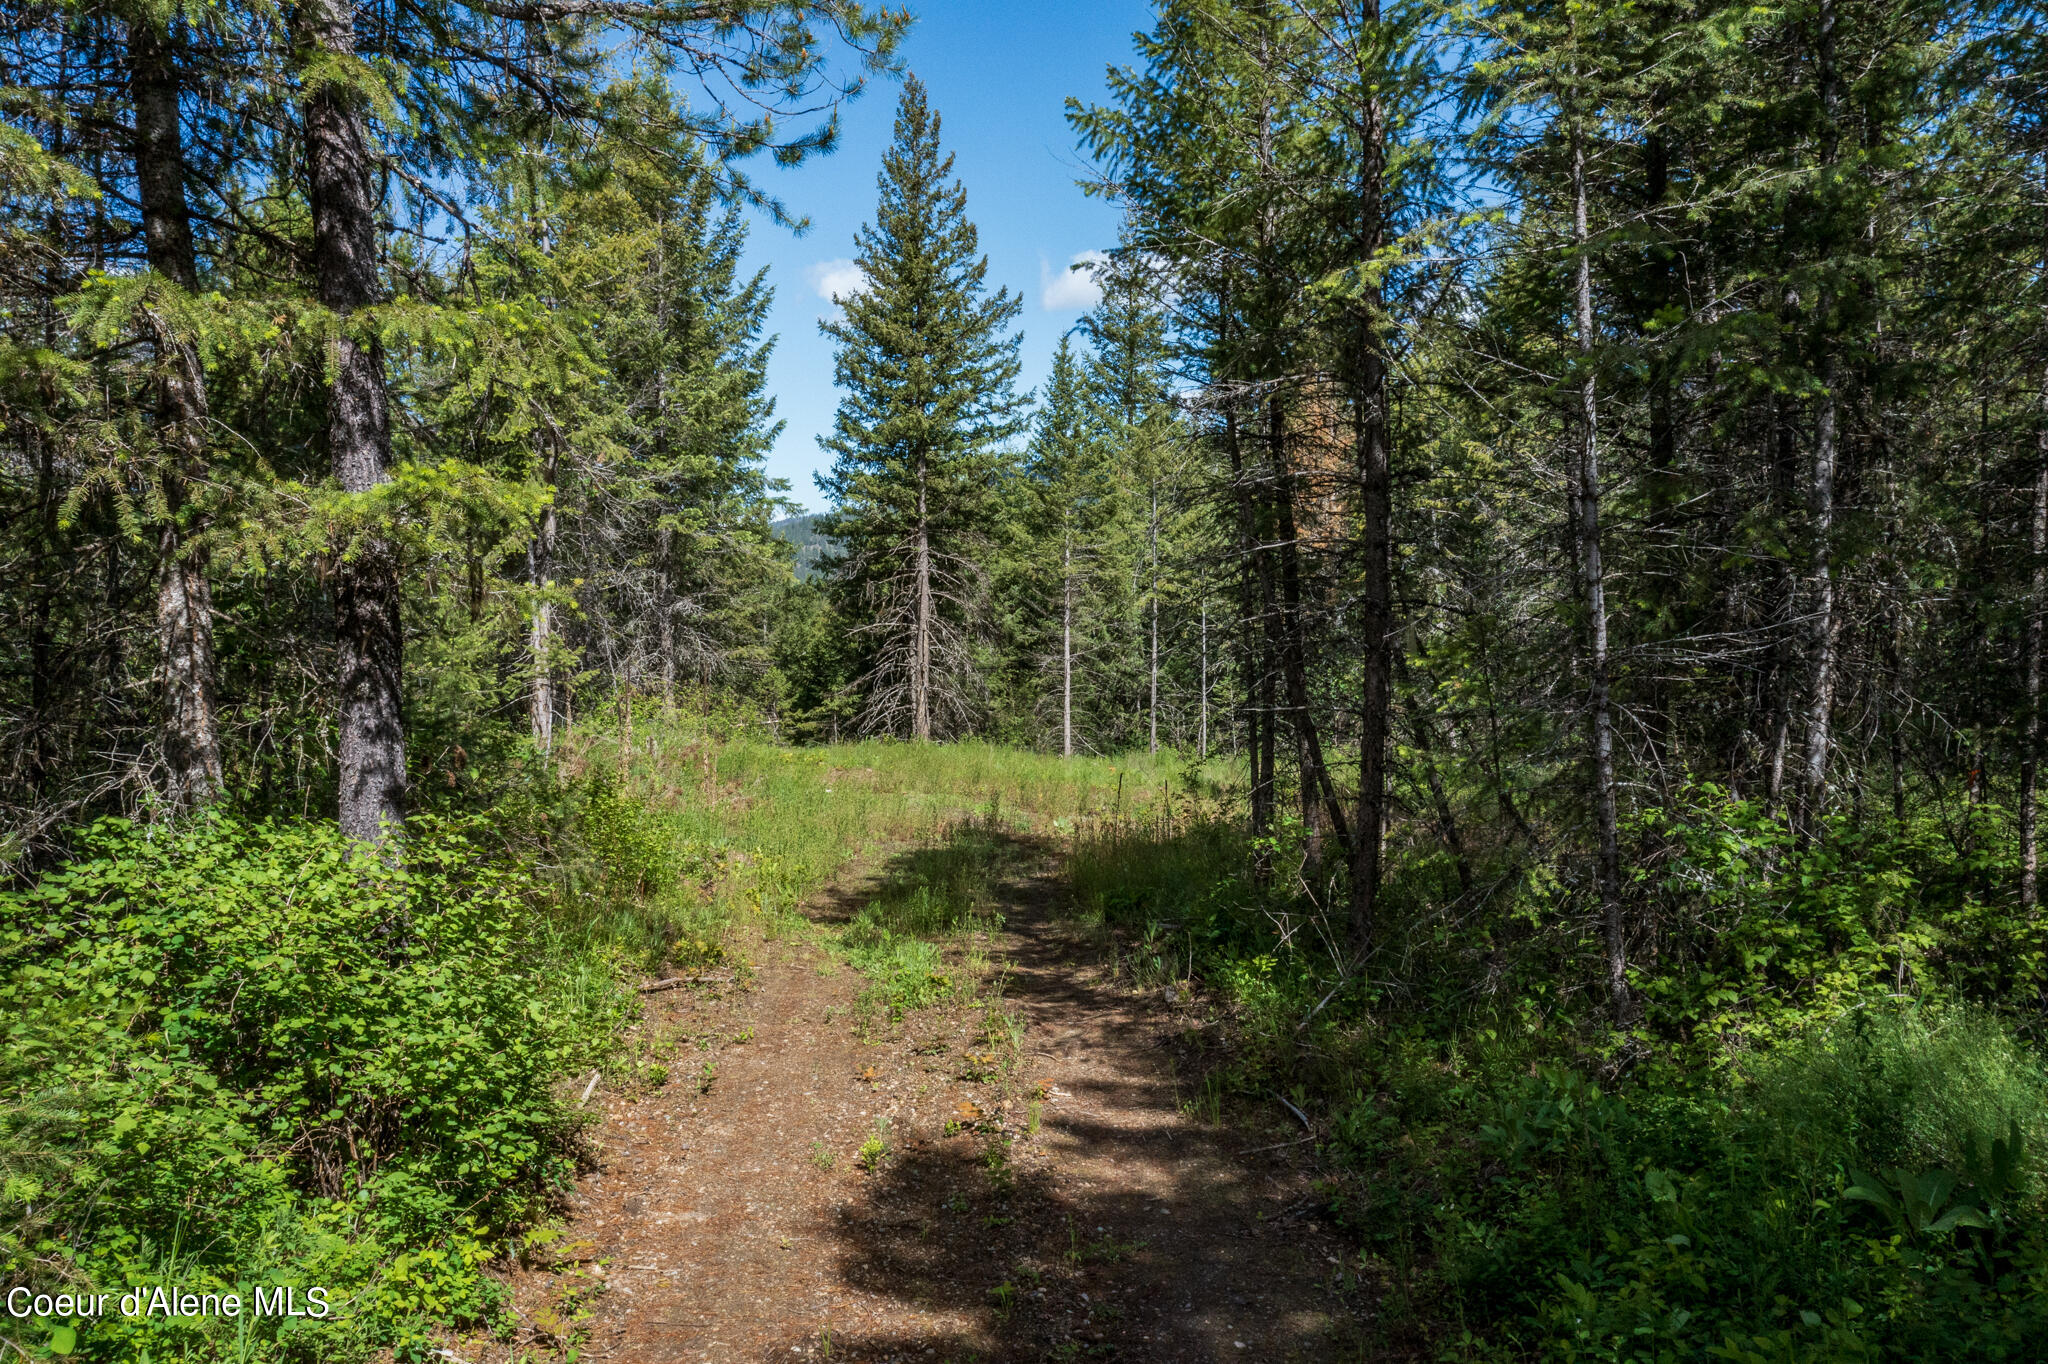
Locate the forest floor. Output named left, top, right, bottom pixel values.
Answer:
left=474, top=836, right=1364, bottom=1363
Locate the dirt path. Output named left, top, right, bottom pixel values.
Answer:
left=506, top=846, right=1359, bottom=1362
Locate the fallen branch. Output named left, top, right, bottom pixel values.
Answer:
left=1237, top=1135, right=1317, bottom=1156
left=637, top=973, right=733, bottom=993
left=1274, top=1093, right=1312, bottom=1130
left=579, top=1070, right=601, bottom=1104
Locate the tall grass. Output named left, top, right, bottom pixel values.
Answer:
left=546, top=701, right=1215, bottom=965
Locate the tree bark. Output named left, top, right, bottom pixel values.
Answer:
left=658, top=525, right=676, bottom=707
left=1227, top=397, right=1274, bottom=879
left=303, top=0, right=404, bottom=840
left=1271, top=395, right=1353, bottom=866
left=529, top=438, right=559, bottom=755
left=131, top=13, right=224, bottom=812
left=1796, top=355, right=1840, bottom=838
left=2024, top=364, right=2047, bottom=912
left=912, top=468, right=933, bottom=742
left=1795, top=0, right=1841, bottom=840
left=1062, top=532, right=1074, bottom=758
left=1571, top=130, right=1628, bottom=1020
left=1149, top=485, right=1160, bottom=755
left=1348, top=8, right=1392, bottom=952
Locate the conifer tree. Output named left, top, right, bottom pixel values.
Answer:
left=1082, top=245, right=1177, bottom=753
left=1010, top=337, right=1125, bottom=756
left=817, top=76, right=1026, bottom=741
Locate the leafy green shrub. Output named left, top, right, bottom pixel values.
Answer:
left=0, top=812, right=606, bottom=1360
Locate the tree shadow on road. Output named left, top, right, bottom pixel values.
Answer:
left=769, top=826, right=1366, bottom=1363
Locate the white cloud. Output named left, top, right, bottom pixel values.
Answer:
left=1040, top=250, right=1108, bottom=312
left=806, top=258, right=868, bottom=307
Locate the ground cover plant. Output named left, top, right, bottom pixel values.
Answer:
left=1060, top=803, right=2048, bottom=1360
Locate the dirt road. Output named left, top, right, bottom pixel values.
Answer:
left=494, top=846, right=1360, bottom=1362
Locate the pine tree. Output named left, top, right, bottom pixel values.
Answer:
left=817, top=76, right=1026, bottom=741
left=1009, top=337, right=1126, bottom=756
left=1081, top=244, right=1176, bottom=754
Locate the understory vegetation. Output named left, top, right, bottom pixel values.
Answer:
left=1065, top=805, right=2048, bottom=1360
left=6, top=0, right=2048, bottom=1357
left=1, top=707, right=1176, bottom=1360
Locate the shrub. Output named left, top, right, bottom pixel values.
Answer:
left=0, top=811, right=599, bottom=1359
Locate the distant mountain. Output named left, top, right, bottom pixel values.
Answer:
left=771, top=514, right=837, bottom=582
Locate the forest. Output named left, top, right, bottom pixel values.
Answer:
left=4, top=0, right=2048, bottom=1359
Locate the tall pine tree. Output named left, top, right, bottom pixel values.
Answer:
left=817, top=76, right=1026, bottom=740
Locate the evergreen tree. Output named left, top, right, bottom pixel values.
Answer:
left=816, top=76, right=1026, bottom=741
left=1081, top=244, right=1177, bottom=754
left=1004, top=337, right=1126, bottom=755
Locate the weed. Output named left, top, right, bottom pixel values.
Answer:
left=857, top=1117, right=891, bottom=1171
left=960, top=1051, right=1002, bottom=1083
left=983, top=1135, right=1015, bottom=1194
left=988, top=1281, right=1018, bottom=1320
left=697, top=1060, right=717, bottom=1095
left=809, top=1141, right=837, bottom=1171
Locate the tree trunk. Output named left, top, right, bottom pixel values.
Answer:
left=1271, top=395, right=1352, bottom=866
left=1062, top=532, right=1074, bottom=758
left=2024, top=364, right=2047, bottom=913
left=1349, top=23, right=1392, bottom=953
left=658, top=525, right=676, bottom=708
left=1227, top=398, right=1274, bottom=878
left=131, top=14, right=224, bottom=812
left=1572, top=130, right=1628, bottom=1020
left=912, top=470, right=933, bottom=742
left=1405, top=693, right=1474, bottom=899
left=1149, top=486, right=1160, bottom=755
left=1199, top=597, right=1209, bottom=760
left=1796, top=0, right=1841, bottom=841
left=1796, top=356, right=1839, bottom=839
left=304, top=0, right=404, bottom=840
left=529, top=440, right=559, bottom=755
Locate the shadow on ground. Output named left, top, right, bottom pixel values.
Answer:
left=788, top=825, right=1365, bottom=1363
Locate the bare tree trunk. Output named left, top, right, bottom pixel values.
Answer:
left=131, top=15, right=224, bottom=812
left=658, top=526, right=676, bottom=709
left=1199, top=597, right=1209, bottom=760
left=1403, top=691, right=1473, bottom=899
left=1349, top=19, right=1392, bottom=952
left=2025, top=364, right=2048, bottom=913
left=1571, top=130, right=1627, bottom=1020
left=1149, top=485, right=1160, bottom=755
left=1797, top=358, right=1840, bottom=838
left=1796, top=0, right=1841, bottom=841
left=1062, top=533, right=1074, bottom=758
left=912, top=471, right=933, bottom=742
left=1227, top=398, right=1275, bottom=880
left=303, top=0, right=403, bottom=840
left=529, top=441, right=559, bottom=755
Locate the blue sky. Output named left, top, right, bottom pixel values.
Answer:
left=732, top=2, right=1152, bottom=514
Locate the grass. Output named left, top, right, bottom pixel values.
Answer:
left=546, top=700, right=1211, bottom=973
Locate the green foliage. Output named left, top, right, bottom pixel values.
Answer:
left=0, top=812, right=615, bottom=1359
left=840, top=830, right=1006, bottom=1028
left=1059, top=798, right=2048, bottom=1360
left=815, top=75, right=1027, bottom=738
